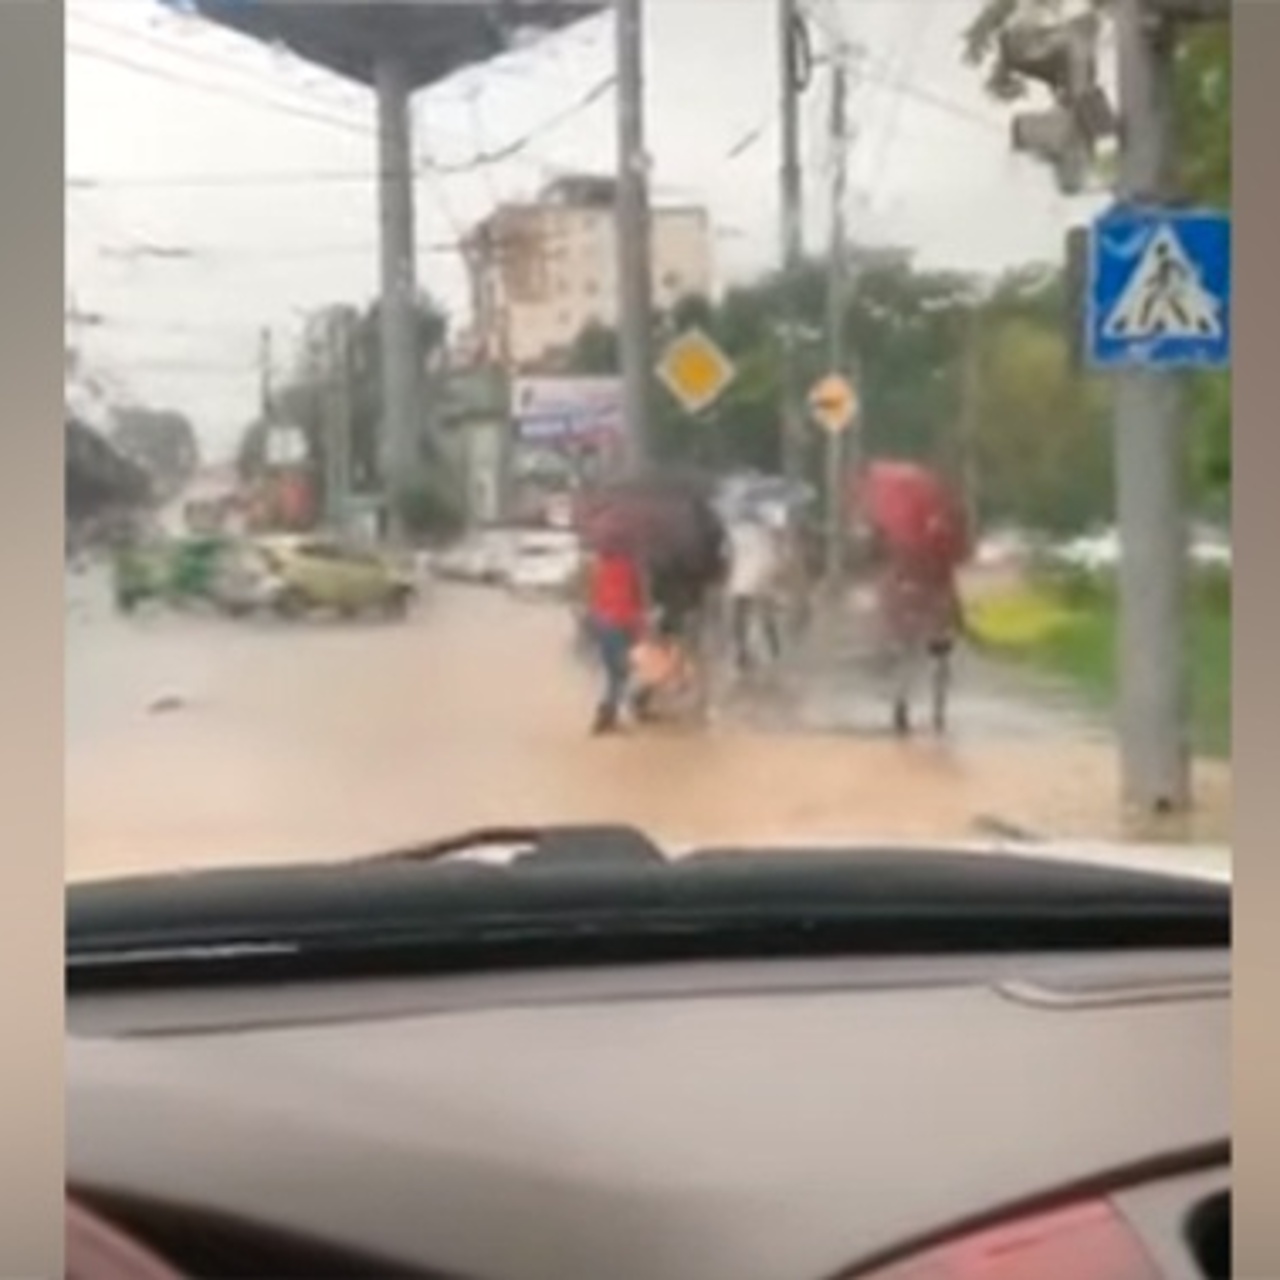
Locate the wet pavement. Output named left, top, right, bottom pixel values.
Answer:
left=66, top=569, right=1231, bottom=882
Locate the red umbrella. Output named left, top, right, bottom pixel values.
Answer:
left=852, top=460, right=970, bottom=568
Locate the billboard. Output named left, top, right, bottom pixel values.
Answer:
left=511, top=376, right=622, bottom=444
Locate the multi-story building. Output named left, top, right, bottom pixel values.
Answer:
left=461, top=175, right=714, bottom=371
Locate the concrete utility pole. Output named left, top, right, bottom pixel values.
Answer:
left=1113, top=0, right=1190, bottom=819
left=955, top=301, right=982, bottom=535
left=778, top=0, right=806, bottom=483
left=259, top=326, right=273, bottom=417
left=323, top=314, right=354, bottom=536
left=614, top=0, right=653, bottom=474
left=375, top=50, right=421, bottom=540
left=822, top=58, right=850, bottom=590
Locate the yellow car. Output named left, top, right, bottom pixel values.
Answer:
left=255, top=535, right=416, bottom=619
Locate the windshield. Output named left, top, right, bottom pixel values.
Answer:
left=66, top=0, right=1230, bottom=888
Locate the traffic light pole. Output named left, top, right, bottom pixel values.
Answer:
left=1113, top=0, right=1191, bottom=820
left=778, top=0, right=805, bottom=484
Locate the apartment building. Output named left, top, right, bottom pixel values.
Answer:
left=462, top=175, right=714, bottom=371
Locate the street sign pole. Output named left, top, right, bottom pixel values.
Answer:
left=1113, top=0, right=1189, bottom=820
left=615, top=0, right=653, bottom=475
left=823, top=58, right=850, bottom=594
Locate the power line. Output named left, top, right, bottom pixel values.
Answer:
left=67, top=40, right=370, bottom=137
left=420, top=73, right=615, bottom=174
left=70, top=10, right=371, bottom=129
left=67, top=71, right=615, bottom=194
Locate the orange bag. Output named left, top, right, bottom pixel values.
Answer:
left=630, top=638, right=680, bottom=690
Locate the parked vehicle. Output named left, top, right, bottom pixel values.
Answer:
left=255, top=536, right=415, bottom=619
left=1190, top=524, right=1232, bottom=569
left=1052, top=528, right=1121, bottom=573
left=1052, top=525, right=1231, bottom=575
left=506, top=531, right=582, bottom=596
left=111, top=534, right=230, bottom=613
left=208, top=540, right=287, bottom=617
left=435, top=529, right=515, bottom=584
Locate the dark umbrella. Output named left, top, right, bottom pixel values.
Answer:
left=577, top=468, right=725, bottom=580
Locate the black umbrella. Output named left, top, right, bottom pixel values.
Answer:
left=578, top=468, right=725, bottom=581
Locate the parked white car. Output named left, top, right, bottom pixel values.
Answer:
left=1053, top=528, right=1121, bottom=572
left=506, top=532, right=582, bottom=596
left=974, top=527, right=1034, bottom=569
left=1052, top=524, right=1231, bottom=575
left=1190, top=525, right=1232, bottom=569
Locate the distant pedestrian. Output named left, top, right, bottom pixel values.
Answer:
left=725, top=517, right=783, bottom=676
left=583, top=540, right=646, bottom=734
left=876, top=547, right=964, bottom=735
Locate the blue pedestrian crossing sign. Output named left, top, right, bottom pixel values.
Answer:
left=1086, top=206, right=1230, bottom=370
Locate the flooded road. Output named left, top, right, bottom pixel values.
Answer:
left=66, top=571, right=1230, bottom=882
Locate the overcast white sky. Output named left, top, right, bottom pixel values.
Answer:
left=66, top=0, right=1087, bottom=458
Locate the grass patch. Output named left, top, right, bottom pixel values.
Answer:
left=966, top=574, right=1231, bottom=759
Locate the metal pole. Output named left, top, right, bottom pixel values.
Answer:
left=1113, top=0, right=1191, bottom=818
left=823, top=59, right=849, bottom=590
left=614, top=0, right=653, bottom=474
left=956, top=303, right=981, bottom=534
left=778, top=0, right=805, bottom=483
left=374, top=50, right=420, bottom=541
left=324, top=314, right=353, bottom=536
left=259, top=326, right=273, bottom=417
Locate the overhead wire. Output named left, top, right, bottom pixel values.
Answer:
left=67, top=40, right=370, bottom=137
left=70, top=9, right=372, bottom=126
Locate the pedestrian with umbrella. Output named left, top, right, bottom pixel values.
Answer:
left=580, top=532, right=646, bottom=734
left=854, top=460, right=971, bottom=735
left=577, top=469, right=728, bottom=726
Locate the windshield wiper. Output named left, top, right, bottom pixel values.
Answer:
left=67, top=826, right=1230, bottom=993
left=363, top=823, right=669, bottom=868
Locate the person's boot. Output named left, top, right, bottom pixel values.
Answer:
left=591, top=704, right=620, bottom=735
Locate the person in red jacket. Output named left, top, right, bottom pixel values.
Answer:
left=583, top=539, right=646, bottom=734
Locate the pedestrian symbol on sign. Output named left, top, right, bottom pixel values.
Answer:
left=1102, top=224, right=1222, bottom=342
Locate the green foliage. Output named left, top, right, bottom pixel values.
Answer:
left=394, top=471, right=465, bottom=541
left=959, top=2, right=1231, bottom=506
left=235, top=295, right=449, bottom=510
left=972, top=570, right=1230, bottom=758
left=110, top=405, right=200, bottom=500
left=1175, top=25, right=1231, bottom=503
left=564, top=250, right=1124, bottom=535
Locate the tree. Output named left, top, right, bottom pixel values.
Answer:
left=961, top=0, right=1231, bottom=509
left=110, top=405, right=199, bottom=500
left=235, top=293, right=453, bottom=513
left=973, top=314, right=1113, bottom=532
left=67, top=417, right=152, bottom=524
left=563, top=256, right=978, bottom=479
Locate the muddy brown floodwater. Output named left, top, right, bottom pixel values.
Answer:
left=66, top=577, right=1230, bottom=882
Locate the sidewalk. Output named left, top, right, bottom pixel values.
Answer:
left=716, top=593, right=1231, bottom=848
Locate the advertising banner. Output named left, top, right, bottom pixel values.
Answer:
left=511, top=376, right=623, bottom=444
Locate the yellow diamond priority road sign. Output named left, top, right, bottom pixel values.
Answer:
left=807, top=372, right=858, bottom=433
left=657, top=327, right=735, bottom=414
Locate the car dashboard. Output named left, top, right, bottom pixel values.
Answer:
left=69, top=947, right=1228, bottom=1280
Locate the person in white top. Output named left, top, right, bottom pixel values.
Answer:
left=725, top=517, right=783, bottom=674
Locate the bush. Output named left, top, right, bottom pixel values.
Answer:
left=966, top=585, right=1073, bottom=650
left=1191, top=564, right=1232, bottom=614
left=1032, top=561, right=1113, bottom=609
left=394, top=477, right=465, bottom=541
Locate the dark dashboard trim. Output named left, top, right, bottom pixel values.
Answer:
left=67, top=848, right=1230, bottom=994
